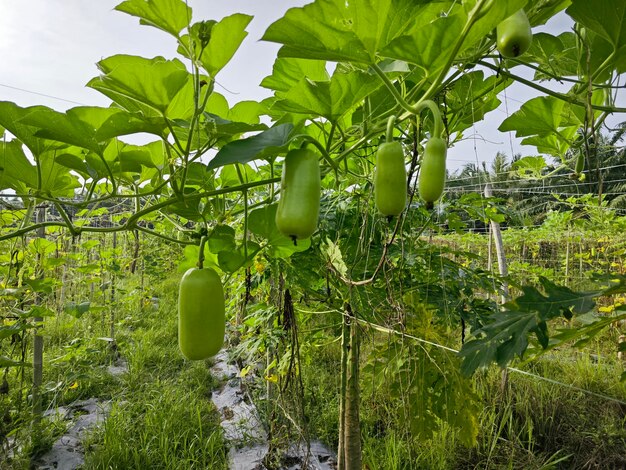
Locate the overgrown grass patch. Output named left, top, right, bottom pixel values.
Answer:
left=82, top=279, right=228, bottom=469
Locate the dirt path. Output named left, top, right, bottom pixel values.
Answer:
left=34, top=359, right=128, bottom=470
left=210, top=350, right=336, bottom=470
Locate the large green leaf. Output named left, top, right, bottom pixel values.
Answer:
left=262, top=0, right=424, bottom=64
left=196, top=14, right=253, bottom=76
left=207, top=225, right=236, bottom=254
left=65, top=301, right=91, bottom=319
left=177, top=15, right=252, bottom=77
left=209, top=123, right=294, bottom=170
left=164, top=191, right=203, bottom=220
left=94, top=109, right=167, bottom=140
left=172, top=94, right=267, bottom=151
left=217, top=242, right=260, bottom=273
left=182, top=162, right=214, bottom=189
left=0, top=356, right=31, bottom=368
left=0, top=102, right=61, bottom=156
left=0, top=141, right=37, bottom=192
left=205, top=92, right=229, bottom=117
left=498, top=96, right=581, bottom=156
left=272, top=69, right=382, bottom=120
left=114, top=0, right=191, bottom=37
left=118, top=145, right=160, bottom=174
left=0, top=102, right=163, bottom=159
left=521, top=129, right=579, bottom=157
left=18, top=106, right=104, bottom=153
left=217, top=164, right=259, bottom=188
left=261, top=58, right=329, bottom=92
left=459, top=277, right=599, bottom=376
left=38, top=149, right=81, bottom=196
left=510, top=156, right=547, bottom=178
left=499, top=96, right=580, bottom=136
left=380, top=1, right=526, bottom=73
left=87, top=55, right=190, bottom=114
left=228, top=101, right=265, bottom=125
left=528, top=0, right=571, bottom=27
left=248, top=204, right=311, bottom=258
left=381, top=15, right=463, bottom=74
left=55, top=151, right=90, bottom=178
left=566, top=0, right=626, bottom=73
left=0, top=323, right=33, bottom=341
left=203, top=101, right=267, bottom=142
left=525, top=32, right=578, bottom=79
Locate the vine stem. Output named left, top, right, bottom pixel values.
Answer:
left=243, top=188, right=249, bottom=261
left=1, top=177, right=282, bottom=242
left=478, top=60, right=626, bottom=113
left=372, top=65, right=444, bottom=138
left=53, top=202, right=78, bottom=237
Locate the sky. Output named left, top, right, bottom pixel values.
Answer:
left=0, top=1, right=623, bottom=173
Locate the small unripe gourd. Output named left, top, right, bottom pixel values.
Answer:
left=418, top=137, right=447, bottom=209
left=275, top=148, right=321, bottom=241
left=374, top=141, right=407, bottom=216
left=496, top=10, right=532, bottom=58
left=575, top=150, right=585, bottom=175
left=178, top=267, right=225, bottom=360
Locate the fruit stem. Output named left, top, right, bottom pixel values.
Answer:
left=410, top=100, right=443, bottom=139
left=385, top=115, right=397, bottom=143
left=198, top=235, right=207, bottom=269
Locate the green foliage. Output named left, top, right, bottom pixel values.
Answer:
left=115, top=0, right=192, bottom=37
left=499, top=96, right=581, bottom=157
left=2, top=0, right=626, bottom=466
left=364, top=337, right=480, bottom=446
left=460, top=275, right=626, bottom=375
left=210, top=124, right=293, bottom=169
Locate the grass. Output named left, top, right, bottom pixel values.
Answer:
left=82, top=277, right=228, bottom=470
left=3, top=255, right=626, bottom=469
left=1, top=275, right=229, bottom=470
left=295, top=331, right=626, bottom=470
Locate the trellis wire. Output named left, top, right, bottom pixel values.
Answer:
left=355, top=316, right=626, bottom=407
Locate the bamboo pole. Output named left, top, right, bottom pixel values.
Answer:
left=485, top=184, right=510, bottom=393
left=32, top=206, right=46, bottom=443
left=484, top=184, right=509, bottom=302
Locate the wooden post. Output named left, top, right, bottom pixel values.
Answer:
left=344, top=312, right=362, bottom=470
left=32, top=206, right=46, bottom=441
left=110, top=232, right=117, bottom=342
left=487, top=226, right=493, bottom=273
left=565, top=232, right=570, bottom=285
left=337, top=310, right=349, bottom=470
left=484, top=184, right=509, bottom=302
left=338, top=303, right=361, bottom=470
left=485, top=184, right=510, bottom=393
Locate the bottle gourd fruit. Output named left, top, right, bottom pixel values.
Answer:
left=275, top=148, right=321, bottom=242
left=575, top=150, right=585, bottom=175
left=374, top=141, right=407, bottom=216
left=496, top=10, right=532, bottom=58
left=418, top=137, right=447, bottom=209
left=178, top=267, right=225, bottom=360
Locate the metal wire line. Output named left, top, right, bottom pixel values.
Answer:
left=355, top=317, right=626, bottom=407
left=448, top=162, right=626, bottom=184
